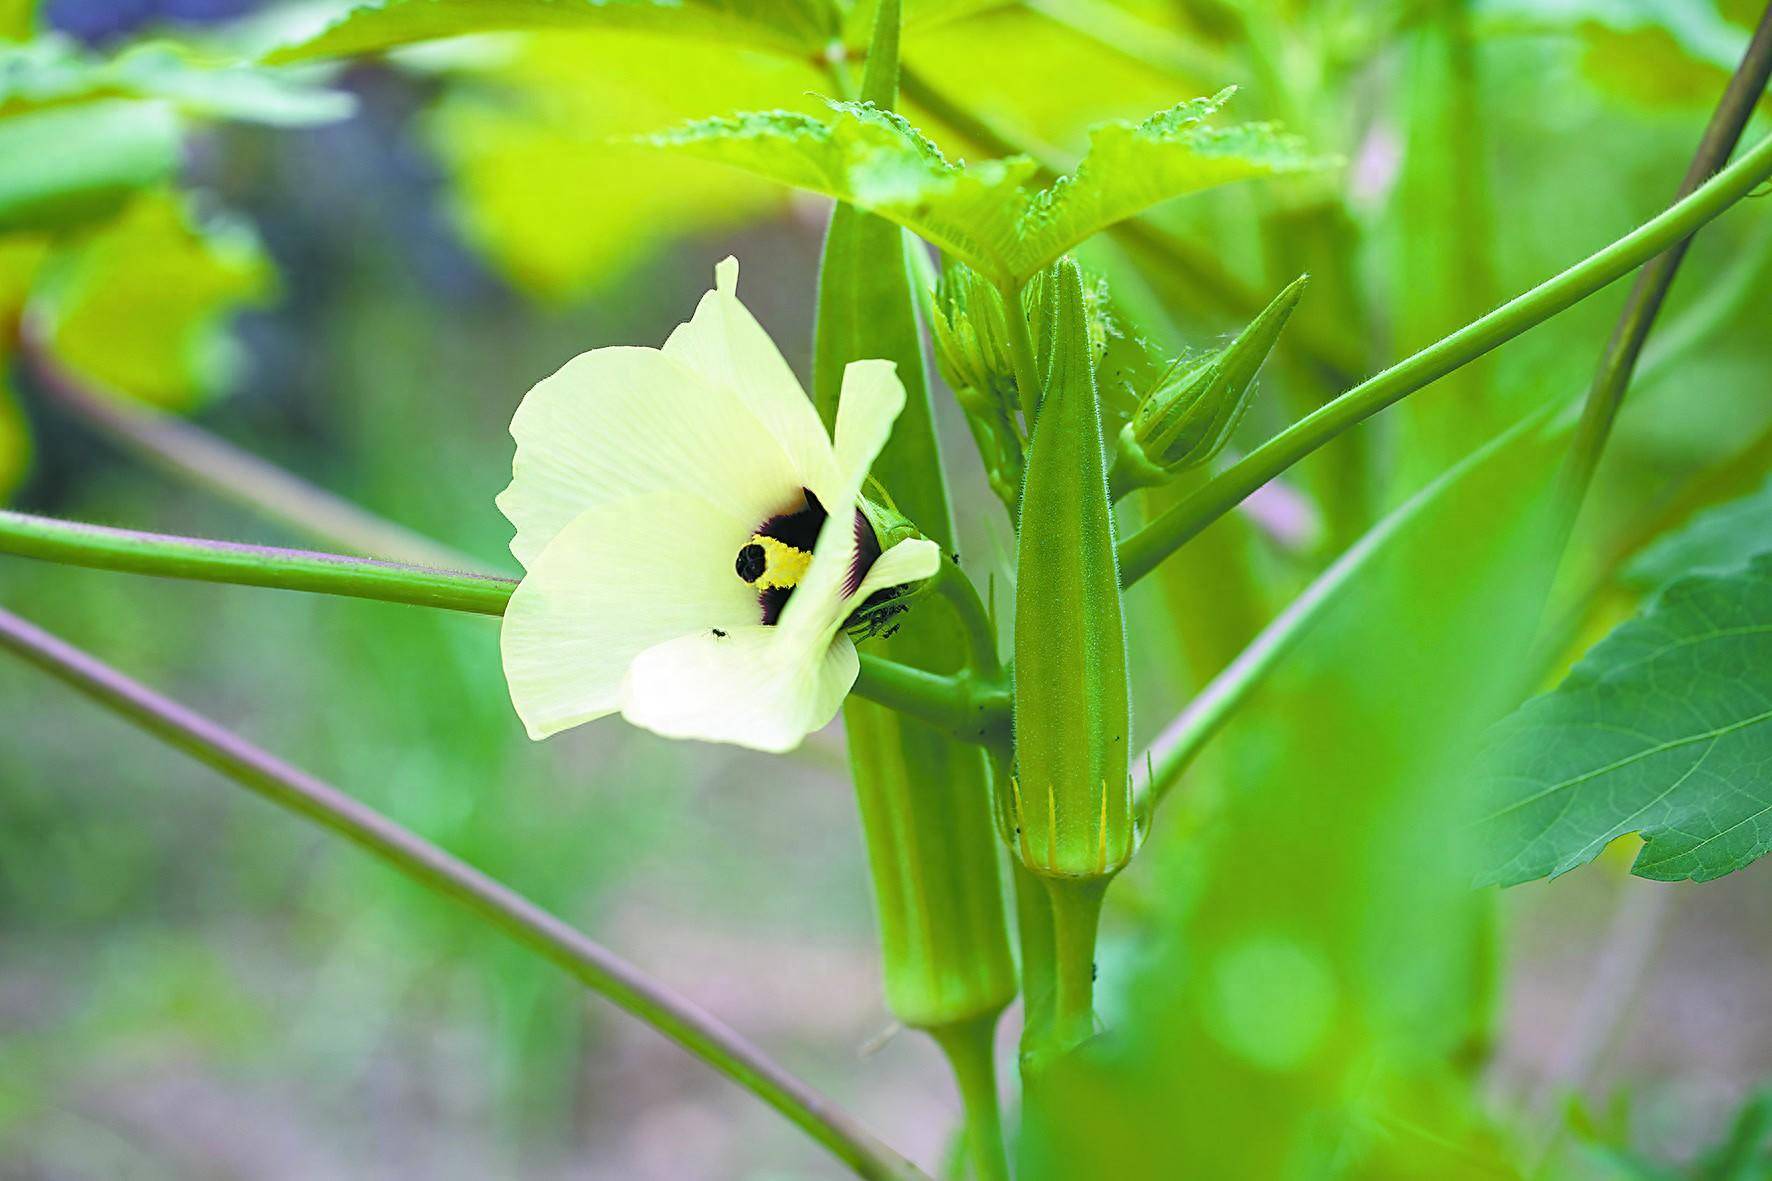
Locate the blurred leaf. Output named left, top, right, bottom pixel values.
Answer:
left=649, top=89, right=1317, bottom=284
left=0, top=35, right=354, bottom=126
left=1, top=0, right=31, bottom=41
left=1478, top=553, right=1772, bottom=885
left=0, top=234, right=44, bottom=500
left=1627, top=474, right=1772, bottom=591
left=425, top=30, right=820, bottom=299
left=34, top=189, right=275, bottom=410
left=1026, top=413, right=1566, bottom=1179
left=266, top=0, right=839, bottom=63
left=0, top=99, right=180, bottom=233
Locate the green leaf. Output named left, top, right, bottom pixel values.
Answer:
left=424, top=30, right=821, bottom=298
left=34, top=189, right=276, bottom=410
left=1477, top=554, right=1772, bottom=885
left=0, top=36, right=354, bottom=126
left=1627, top=474, right=1772, bottom=592
left=0, top=99, right=180, bottom=233
left=648, top=88, right=1318, bottom=285
left=264, top=0, right=839, bottom=64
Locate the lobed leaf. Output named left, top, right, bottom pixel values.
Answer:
left=649, top=89, right=1318, bottom=285
left=264, top=0, right=839, bottom=64
left=1477, top=554, right=1772, bottom=885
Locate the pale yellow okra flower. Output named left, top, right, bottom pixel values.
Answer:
left=497, top=258, right=940, bottom=752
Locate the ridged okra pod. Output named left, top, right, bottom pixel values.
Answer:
left=1010, top=257, right=1134, bottom=1053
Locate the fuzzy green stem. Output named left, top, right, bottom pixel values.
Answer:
left=0, top=510, right=1003, bottom=738
left=1117, top=128, right=1772, bottom=587
left=1043, top=877, right=1108, bottom=1055
left=0, top=604, right=928, bottom=1181
left=929, top=1016, right=1010, bottom=1181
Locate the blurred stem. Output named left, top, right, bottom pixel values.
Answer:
left=0, top=604, right=929, bottom=1181
left=1132, top=408, right=1555, bottom=819
left=18, top=329, right=477, bottom=571
left=1117, top=127, right=1772, bottom=588
left=0, top=510, right=1006, bottom=738
left=1553, top=0, right=1772, bottom=526
left=929, top=1017, right=1010, bottom=1181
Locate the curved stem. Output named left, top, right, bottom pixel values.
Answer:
left=0, top=604, right=928, bottom=1181
left=1117, top=128, right=1772, bottom=588
left=19, top=330, right=477, bottom=571
left=933, top=559, right=999, bottom=676
left=929, top=1016, right=1009, bottom=1181
left=0, top=510, right=1004, bottom=737
left=1555, top=0, right=1772, bottom=518
left=1039, top=877, right=1106, bottom=1058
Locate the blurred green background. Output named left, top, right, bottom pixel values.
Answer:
left=2, top=1, right=1771, bottom=1177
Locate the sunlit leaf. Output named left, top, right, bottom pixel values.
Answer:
left=1627, top=474, right=1772, bottom=592
left=424, top=30, right=821, bottom=299
left=0, top=35, right=354, bottom=126
left=0, top=99, right=180, bottom=233
left=265, top=0, right=839, bottom=63
left=33, top=190, right=275, bottom=410
left=1478, top=553, right=1772, bottom=885
left=648, top=88, right=1317, bottom=284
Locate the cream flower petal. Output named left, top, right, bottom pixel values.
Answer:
left=852, top=537, right=943, bottom=606
left=621, top=626, right=859, bottom=754
left=662, top=257, right=840, bottom=500
left=497, top=345, right=800, bottom=570
left=500, top=491, right=757, bottom=740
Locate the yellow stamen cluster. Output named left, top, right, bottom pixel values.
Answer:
left=748, top=534, right=813, bottom=590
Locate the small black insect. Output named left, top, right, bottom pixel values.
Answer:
left=1091, top=962, right=1099, bottom=982
left=711, top=628, right=727, bottom=638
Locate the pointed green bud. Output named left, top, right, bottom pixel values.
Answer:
left=1024, top=260, right=1115, bottom=390
left=1111, top=273, right=1307, bottom=497
left=1008, top=257, right=1134, bottom=882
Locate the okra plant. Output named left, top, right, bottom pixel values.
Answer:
left=5, top=0, right=1772, bottom=1177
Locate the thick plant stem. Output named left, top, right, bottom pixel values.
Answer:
left=1118, top=128, right=1772, bottom=588
left=20, top=331, right=474, bottom=570
left=929, top=1016, right=1010, bottom=1181
left=0, top=604, right=928, bottom=1181
left=0, top=509, right=1002, bottom=737
left=1043, top=877, right=1108, bottom=1055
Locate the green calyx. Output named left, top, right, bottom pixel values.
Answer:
left=1008, top=257, right=1135, bottom=882
left=1110, top=273, right=1307, bottom=498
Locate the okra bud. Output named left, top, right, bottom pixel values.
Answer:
left=1110, top=273, right=1307, bottom=497
left=1009, top=257, right=1135, bottom=881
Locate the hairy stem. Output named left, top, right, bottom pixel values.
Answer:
left=1000, top=278, right=1043, bottom=432
left=1041, top=877, right=1107, bottom=1056
left=1117, top=128, right=1772, bottom=587
left=0, top=604, right=928, bottom=1181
